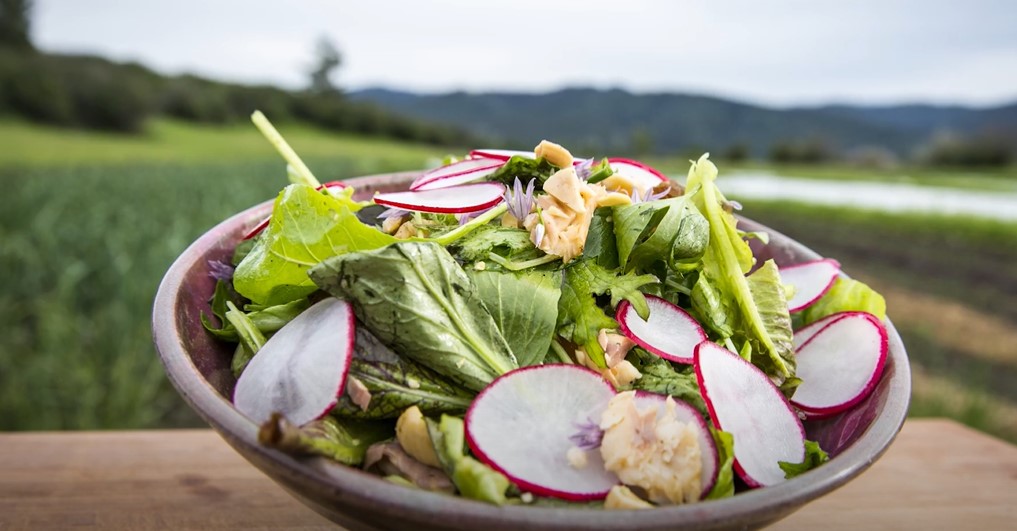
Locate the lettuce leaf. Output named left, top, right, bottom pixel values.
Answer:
left=234, top=184, right=396, bottom=306
left=779, top=440, right=830, bottom=478
left=582, top=208, right=620, bottom=269
left=310, top=242, right=518, bottom=391
left=799, top=277, right=887, bottom=325
left=686, top=155, right=795, bottom=380
left=626, top=349, right=707, bottom=416
left=745, top=260, right=796, bottom=377
left=705, top=428, right=736, bottom=499
left=468, top=270, right=562, bottom=367
left=613, top=195, right=709, bottom=273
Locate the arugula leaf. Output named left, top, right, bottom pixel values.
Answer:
left=799, top=277, right=887, bottom=326
left=426, top=415, right=510, bottom=505
left=556, top=260, right=657, bottom=367
left=583, top=208, right=620, bottom=269
left=626, top=349, right=708, bottom=416
left=705, top=428, right=736, bottom=499
left=779, top=440, right=830, bottom=478
left=451, top=225, right=536, bottom=263
left=486, top=155, right=558, bottom=187
left=467, top=270, right=562, bottom=367
left=613, top=195, right=709, bottom=272
left=234, top=184, right=397, bottom=306
left=686, top=155, right=794, bottom=380
left=310, top=242, right=518, bottom=392
left=258, top=413, right=393, bottom=466
left=332, top=327, right=474, bottom=419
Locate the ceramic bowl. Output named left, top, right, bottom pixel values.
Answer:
left=153, top=170, right=911, bottom=531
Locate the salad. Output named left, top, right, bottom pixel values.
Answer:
left=203, top=111, right=889, bottom=508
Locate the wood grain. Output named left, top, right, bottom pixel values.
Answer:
left=0, top=419, right=1014, bottom=530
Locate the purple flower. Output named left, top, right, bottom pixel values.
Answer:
left=727, top=200, right=743, bottom=211
left=377, top=207, right=410, bottom=219
left=574, top=158, right=596, bottom=181
left=630, top=186, right=670, bottom=204
left=207, top=260, right=234, bottom=282
left=569, top=417, right=605, bottom=450
left=505, top=177, right=536, bottom=220
left=533, top=221, right=546, bottom=247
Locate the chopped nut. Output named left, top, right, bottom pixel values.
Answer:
left=381, top=215, right=407, bottom=234
left=394, top=221, right=418, bottom=240
left=534, top=139, right=574, bottom=168
left=604, top=485, right=654, bottom=510
left=601, top=173, right=642, bottom=195
left=596, top=191, right=632, bottom=207
left=395, top=406, right=442, bottom=468
left=566, top=446, right=589, bottom=469
left=543, top=167, right=586, bottom=213
left=598, top=329, right=637, bottom=368
left=346, top=376, right=372, bottom=412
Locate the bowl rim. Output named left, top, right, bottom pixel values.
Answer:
left=153, top=171, right=911, bottom=528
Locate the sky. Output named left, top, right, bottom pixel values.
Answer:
left=33, top=0, right=1017, bottom=107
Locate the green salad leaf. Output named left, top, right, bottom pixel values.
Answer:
left=613, top=195, right=709, bottom=273
left=310, top=242, right=518, bottom=391
left=705, top=428, right=736, bottom=499
left=257, top=413, right=393, bottom=466
left=745, top=260, right=796, bottom=376
left=203, top=296, right=310, bottom=342
left=799, top=277, right=887, bottom=325
left=626, top=349, right=707, bottom=415
left=582, top=207, right=620, bottom=269
left=468, top=269, right=562, bottom=366
left=426, top=415, right=510, bottom=505
left=233, top=184, right=397, bottom=306
left=486, top=155, right=558, bottom=187
left=779, top=440, right=830, bottom=478
left=332, top=327, right=474, bottom=419
left=451, top=225, right=536, bottom=263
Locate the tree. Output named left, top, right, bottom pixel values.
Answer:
left=309, top=36, right=342, bottom=93
left=0, top=0, right=34, bottom=50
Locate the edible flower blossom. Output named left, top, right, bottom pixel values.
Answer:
left=208, top=260, right=234, bottom=281
left=574, top=158, right=596, bottom=181
left=505, top=177, right=536, bottom=220
left=569, top=417, right=605, bottom=451
left=532, top=220, right=546, bottom=247
left=630, top=186, right=671, bottom=204
left=378, top=207, right=411, bottom=219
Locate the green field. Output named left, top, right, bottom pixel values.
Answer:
left=2, top=120, right=1015, bottom=442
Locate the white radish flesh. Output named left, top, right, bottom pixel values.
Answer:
left=233, top=298, right=355, bottom=426
left=780, top=259, right=840, bottom=312
left=413, top=165, right=505, bottom=191
left=410, top=159, right=503, bottom=190
left=632, top=391, right=719, bottom=498
left=616, top=295, right=707, bottom=364
left=792, top=312, right=888, bottom=419
left=608, top=158, right=669, bottom=190
left=695, top=342, right=805, bottom=488
left=469, top=149, right=534, bottom=161
left=374, top=183, right=505, bottom=214
left=465, top=365, right=619, bottom=501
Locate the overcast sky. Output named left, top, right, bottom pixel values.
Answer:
left=33, top=0, right=1017, bottom=107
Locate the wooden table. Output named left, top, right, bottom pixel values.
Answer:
left=1, top=419, right=1014, bottom=530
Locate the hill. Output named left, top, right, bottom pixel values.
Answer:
left=350, top=87, right=1017, bottom=157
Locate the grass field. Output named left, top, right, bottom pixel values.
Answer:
left=2, top=119, right=1015, bottom=443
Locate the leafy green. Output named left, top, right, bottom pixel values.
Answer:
left=626, top=349, right=707, bottom=416
left=705, top=429, right=736, bottom=499
left=332, top=328, right=474, bottom=419
left=799, top=277, right=887, bottom=325
left=556, top=260, right=657, bottom=367
left=467, top=269, right=562, bottom=366
left=451, top=225, right=536, bottom=263
left=233, top=183, right=397, bottom=306
left=582, top=207, right=619, bottom=269
left=310, top=242, right=518, bottom=392
left=426, top=415, right=510, bottom=505
left=686, top=155, right=795, bottom=380
left=486, top=155, right=558, bottom=187
left=223, top=301, right=265, bottom=375
left=612, top=195, right=709, bottom=272
left=583, top=157, right=615, bottom=184
left=690, top=275, right=735, bottom=338
left=257, top=413, right=394, bottom=466
left=203, top=297, right=310, bottom=342
left=779, top=440, right=830, bottom=478
left=745, top=260, right=796, bottom=377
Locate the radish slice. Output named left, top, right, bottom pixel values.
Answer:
left=466, top=365, right=619, bottom=501
left=695, top=342, right=805, bottom=488
left=616, top=295, right=707, bottom=364
left=410, top=159, right=503, bottom=191
left=469, top=149, right=534, bottom=161
left=632, top=392, right=719, bottom=499
left=793, top=312, right=852, bottom=349
left=374, top=183, right=505, bottom=214
left=413, top=165, right=505, bottom=191
left=241, top=182, right=348, bottom=241
left=792, top=312, right=888, bottom=419
left=608, top=158, right=669, bottom=190
left=234, top=298, right=355, bottom=425
left=780, top=259, right=840, bottom=312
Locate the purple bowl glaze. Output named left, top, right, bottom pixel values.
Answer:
left=153, top=170, right=911, bottom=531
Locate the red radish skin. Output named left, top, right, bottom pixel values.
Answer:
left=465, top=365, right=619, bottom=501
left=792, top=312, right=888, bottom=419
left=607, top=158, right=669, bottom=190
left=413, top=165, right=506, bottom=191
left=233, top=298, right=355, bottom=426
left=632, top=391, right=719, bottom=499
left=695, top=342, right=805, bottom=488
left=793, top=311, right=878, bottom=350
left=409, top=159, right=503, bottom=190
left=616, top=295, right=707, bottom=364
left=468, top=149, right=534, bottom=161
left=241, top=182, right=348, bottom=241
left=374, top=183, right=506, bottom=214
left=779, top=259, right=841, bottom=312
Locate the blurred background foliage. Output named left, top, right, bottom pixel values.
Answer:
left=1, top=0, right=1016, bottom=442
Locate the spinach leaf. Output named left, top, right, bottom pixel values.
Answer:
left=779, top=440, right=830, bottom=478
left=234, top=184, right=397, bottom=306
left=705, top=428, right=736, bottom=499
left=258, top=412, right=393, bottom=466
left=582, top=208, right=619, bottom=269
left=613, top=195, right=709, bottom=273
left=467, top=269, right=562, bottom=366
left=799, top=277, right=887, bottom=326
left=426, top=415, right=511, bottom=505
left=310, top=242, right=518, bottom=392
left=626, top=348, right=707, bottom=416
left=486, top=155, right=558, bottom=187
left=332, top=327, right=474, bottom=419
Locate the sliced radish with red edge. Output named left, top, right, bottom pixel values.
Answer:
left=793, top=311, right=853, bottom=349
left=410, top=159, right=503, bottom=191
left=466, top=365, right=619, bottom=501
left=413, top=164, right=506, bottom=191
left=616, top=295, right=706, bottom=364
left=469, top=149, right=534, bottom=161
left=608, top=158, right=669, bottom=190
left=792, top=312, right=888, bottom=419
left=374, top=182, right=505, bottom=214
left=234, top=298, right=355, bottom=425
left=695, top=341, right=805, bottom=488
left=242, top=181, right=348, bottom=241
left=780, top=259, right=840, bottom=312
left=632, top=391, right=719, bottom=499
